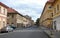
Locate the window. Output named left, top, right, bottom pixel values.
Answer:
left=12, top=15, right=14, bottom=18
left=57, top=4, right=59, bottom=11
left=3, top=21, right=5, bottom=26
left=3, top=8, right=5, bottom=14
left=49, top=6, right=52, bottom=9
left=0, top=7, right=1, bottom=13
left=0, top=21, right=1, bottom=25
left=7, top=14, right=9, bottom=17
left=54, top=8, right=56, bottom=13
left=51, top=13, right=53, bottom=17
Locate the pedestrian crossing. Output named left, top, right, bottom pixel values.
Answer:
left=13, top=30, right=43, bottom=32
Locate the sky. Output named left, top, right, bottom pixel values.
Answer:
left=0, top=0, right=47, bottom=22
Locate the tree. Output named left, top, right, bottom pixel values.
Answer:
left=35, top=18, right=40, bottom=27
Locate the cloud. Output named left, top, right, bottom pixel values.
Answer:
left=0, top=0, right=47, bottom=22
left=1, top=0, right=47, bottom=6
left=16, top=8, right=42, bottom=22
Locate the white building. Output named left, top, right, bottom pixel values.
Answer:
left=53, top=16, right=60, bottom=30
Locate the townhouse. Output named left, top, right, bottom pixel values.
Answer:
left=22, top=17, right=28, bottom=27
left=40, top=0, right=60, bottom=31
left=0, top=2, right=8, bottom=31
left=7, top=8, right=24, bottom=28
left=7, top=8, right=33, bottom=28
left=22, top=15, right=33, bottom=27
left=24, top=15, right=32, bottom=26
left=39, top=0, right=54, bottom=29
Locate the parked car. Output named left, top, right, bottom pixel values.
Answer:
left=10, top=25, right=16, bottom=29
left=0, top=26, right=13, bottom=33
left=6, top=26, right=13, bottom=32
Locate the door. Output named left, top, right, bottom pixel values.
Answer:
left=53, top=21, right=56, bottom=30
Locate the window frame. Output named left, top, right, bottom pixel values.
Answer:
left=3, top=8, right=5, bottom=15
left=0, top=7, right=1, bottom=13
left=57, top=4, right=59, bottom=11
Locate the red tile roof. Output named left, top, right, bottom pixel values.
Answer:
left=0, top=2, right=9, bottom=8
left=7, top=8, right=23, bottom=16
left=0, top=2, right=23, bottom=16
left=7, top=8, right=17, bottom=13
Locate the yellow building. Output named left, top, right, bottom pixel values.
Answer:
left=39, top=0, right=54, bottom=29
left=0, top=2, right=8, bottom=31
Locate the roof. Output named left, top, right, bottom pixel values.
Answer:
left=7, top=8, right=23, bottom=16
left=0, top=2, right=23, bottom=17
left=7, top=8, right=17, bottom=13
left=0, top=2, right=9, bottom=8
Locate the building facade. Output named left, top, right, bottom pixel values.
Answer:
left=7, top=8, right=24, bottom=28
left=39, top=0, right=54, bottom=29
left=40, top=0, right=60, bottom=30
left=53, top=0, right=60, bottom=30
left=0, top=2, right=8, bottom=31
left=22, top=15, right=33, bottom=27
left=7, top=8, right=33, bottom=28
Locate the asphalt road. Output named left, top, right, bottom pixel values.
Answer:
left=0, top=30, right=50, bottom=38
left=54, top=31, right=60, bottom=38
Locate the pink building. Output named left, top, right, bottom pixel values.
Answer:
left=0, top=2, right=8, bottom=31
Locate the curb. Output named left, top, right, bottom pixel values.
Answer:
left=43, top=31, right=52, bottom=38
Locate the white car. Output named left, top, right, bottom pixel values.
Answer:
left=0, top=26, right=13, bottom=33
left=6, top=26, right=13, bottom=32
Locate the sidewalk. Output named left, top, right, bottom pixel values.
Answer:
left=44, top=30, right=54, bottom=38
left=53, top=31, right=60, bottom=38
left=40, top=26, right=54, bottom=38
left=44, top=29, right=60, bottom=38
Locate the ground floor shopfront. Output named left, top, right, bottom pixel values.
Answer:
left=53, top=16, right=60, bottom=30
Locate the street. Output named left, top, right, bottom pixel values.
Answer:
left=0, top=0, right=60, bottom=38
left=0, top=28, right=50, bottom=38
left=54, top=31, right=60, bottom=38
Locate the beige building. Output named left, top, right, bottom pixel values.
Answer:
left=7, top=8, right=33, bottom=28
left=22, top=16, right=31, bottom=27
left=0, top=2, right=8, bottom=31
left=22, top=15, right=34, bottom=27
left=7, top=8, right=24, bottom=28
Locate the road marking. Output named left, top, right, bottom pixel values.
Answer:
left=13, top=30, right=43, bottom=32
left=0, top=30, right=43, bottom=35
